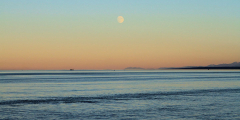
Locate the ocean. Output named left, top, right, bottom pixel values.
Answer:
left=0, top=70, right=240, bottom=120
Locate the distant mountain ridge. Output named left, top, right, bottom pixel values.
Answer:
left=167, top=62, right=240, bottom=69
left=125, top=62, right=240, bottom=70
left=207, top=62, right=240, bottom=67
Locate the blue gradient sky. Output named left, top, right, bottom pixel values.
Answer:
left=1, top=0, right=240, bottom=70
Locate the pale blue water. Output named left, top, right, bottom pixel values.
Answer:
left=0, top=70, right=240, bottom=120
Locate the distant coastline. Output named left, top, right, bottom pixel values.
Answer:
left=168, top=67, right=240, bottom=70
left=124, top=62, right=240, bottom=70
left=169, top=62, right=240, bottom=70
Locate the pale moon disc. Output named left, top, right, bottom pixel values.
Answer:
left=117, top=16, right=124, bottom=23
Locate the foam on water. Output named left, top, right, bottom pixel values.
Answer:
left=1, top=88, right=239, bottom=105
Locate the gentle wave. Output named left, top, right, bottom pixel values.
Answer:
left=1, top=88, right=239, bottom=105
left=1, top=75, right=240, bottom=83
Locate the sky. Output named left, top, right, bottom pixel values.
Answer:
left=1, top=0, right=240, bottom=70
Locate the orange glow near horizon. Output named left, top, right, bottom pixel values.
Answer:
left=1, top=36, right=239, bottom=70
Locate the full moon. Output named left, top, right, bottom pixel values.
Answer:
left=117, top=16, right=124, bottom=23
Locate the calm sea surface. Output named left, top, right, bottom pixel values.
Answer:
left=0, top=70, right=240, bottom=120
